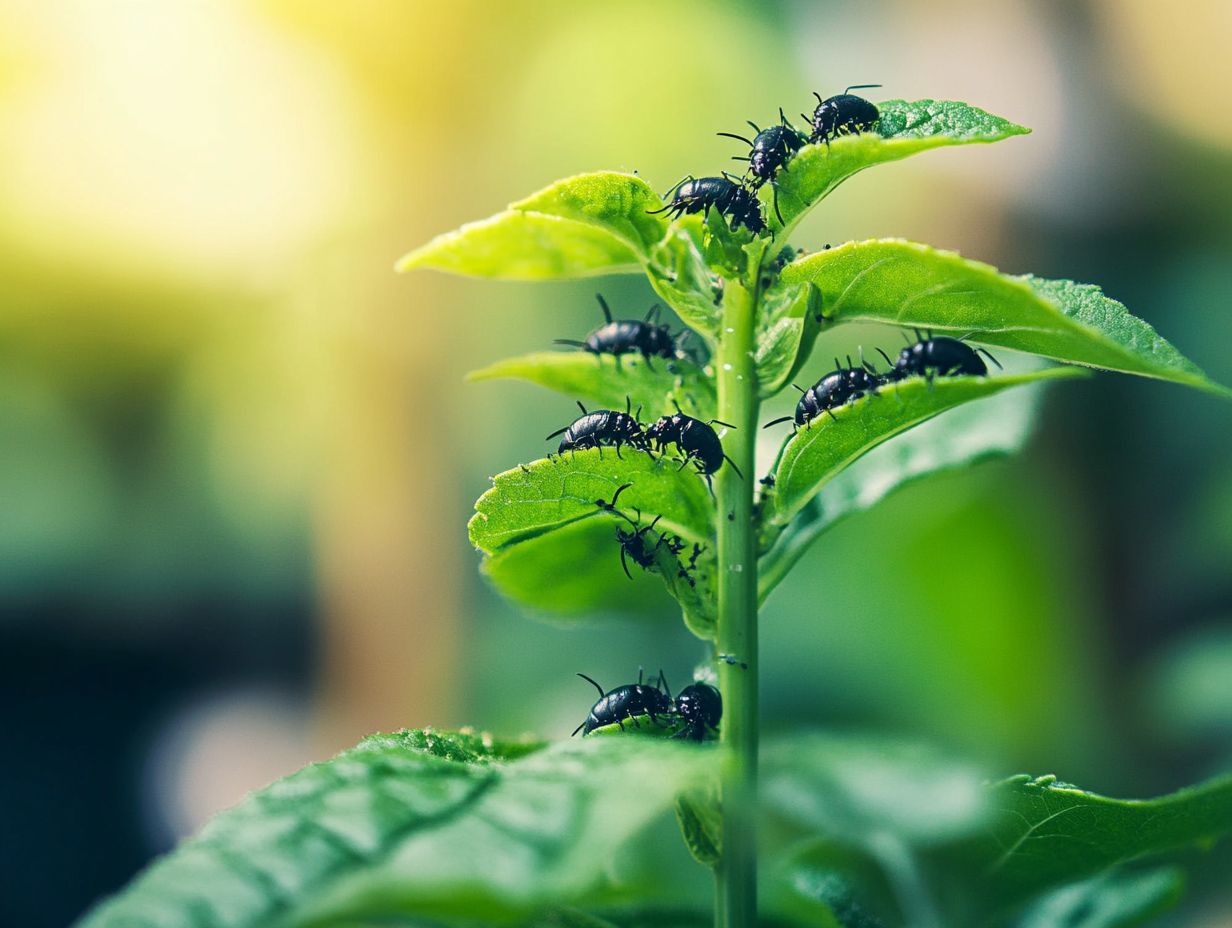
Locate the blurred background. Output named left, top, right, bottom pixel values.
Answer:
left=2, top=1, right=1230, bottom=925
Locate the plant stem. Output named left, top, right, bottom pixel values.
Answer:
left=714, top=277, right=759, bottom=928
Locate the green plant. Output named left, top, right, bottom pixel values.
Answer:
left=78, top=99, right=1232, bottom=928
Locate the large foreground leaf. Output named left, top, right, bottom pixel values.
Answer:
left=765, top=734, right=1232, bottom=927
left=758, top=381, right=1050, bottom=600
left=77, top=731, right=714, bottom=928
left=469, top=351, right=715, bottom=421
left=398, top=173, right=665, bottom=279
left=769, top=100, right=1028, bottom=236
left=764, top=368, right=1083, bottom=527
left=778, top=239, right=1228, bottom=396
left=936, top=772, right=1232, bottom=919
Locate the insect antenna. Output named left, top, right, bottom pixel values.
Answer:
left=553, top=339, right=588, bottom=348
left=658, top=669, right=671, bottom=697
left=576, top=673, right=605, bottom=698
left=976, top=347, right=1003, bottom=370
left=791, top=383, right=806, bottom=394
left=644, top=303, right=662, bottom=323
left=576, top=401, right=589, bottom=415
left=771, top=184, right=784, bottom=225
left=545, top=425, right=570, bottom=440
left=710, top=419, right=737, bottom=429
left=875, top=346, right=894, bottom=368
left=763, top=416, right=793, bottom=428
left=596, top=293, right=613, bottom=323
left=571, top=721, right=586, bottom=737
left=746, top=121, right=762, bottom=133
left=619, top=546, right=632, bottom=579
left=723, top=455, right=744, bottom=478
left=844, top=83, right=882, bottom=93
left=717, top=131, right=754, bottom=145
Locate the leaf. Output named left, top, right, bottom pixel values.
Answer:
left=768, top=100, right=1029, bottom=235
left=778, top=239, right=1230, bottom=397
left=765, top=368, right=1084, bottom=527
left=470, top=453, right=713, bottom=554
left=76, top=731, right=715, bottom=928
left=940, top=772, right=1232, bottom=915
left=757, top=381, right=1050, bottom=601
left=675, top=779, right=722, bottom=868
left=469, top=351, right=715, bottom=421
left=512, top=172, right=669, bottom=259
left=1013, top=867, right=1184, bottom=928
left=765, top=734, right=990, bottom=928
left=397, top=210, right=641, bottom=279
left=398, top=172, right=668, bottom=280
left=483, top=517, right=717, bottom=640
left=764, top=734, right=991, bottom=848
left=470, top=453, right=717, bottom=638
left=755, top=283, right=824, bottom=397
left=646, top=225, right=723, bottom=337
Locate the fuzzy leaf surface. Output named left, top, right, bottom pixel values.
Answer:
left=779, top=239, right=1228, bottom=396
left=469, top=352, right=715, bottom=421
left=766, top=368, right=1084, bottom=527
left=512, top=172, right=668, bottom=259
left=77, top=731, right=714, bottom=928
left=758, top=382, right=1049, bottom=599
left=769, top=100, right=1028, bottom=235
left=398, top=173, right=666, bottom=279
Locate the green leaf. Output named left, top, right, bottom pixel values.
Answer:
left=1013, top=868, right=1184, bottom=928
left=77, top=731, right=715, bottom=928
left=942, top=772, right=1232, bottom=915
left=512, top=172, right=669, bottom=259
left=470, top=453, right=717, bottom=637
left=398, top=172, right=667, bottom=280
left=471, top=453, right=713, bottom=553
left=755, top=283, right=824, bottom=398
left=675, top=779, right=722, bottom=868
left=483, top=516, right=717, bottom=640
left=757, top=381, right=1050, bottom=601
left=765, top=368, right=1084, bottom=527
left=778, top=239, right=1229, bottom=397
left=397, top=210, right=641, bottom=279
left=768, top=100, right=1029, bottom=235
left=646, top=224, right=722, bottom=337
left=469, top=351, right=715, bottom=421
left=764, top=734, right=991, bottom=848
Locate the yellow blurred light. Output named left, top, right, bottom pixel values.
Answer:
left=1, top=0, right=367, bottom=272
left=1095, top=0, right=1232, bottom=149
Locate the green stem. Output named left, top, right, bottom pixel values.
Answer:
left=714, top=276, right=759, bottom=928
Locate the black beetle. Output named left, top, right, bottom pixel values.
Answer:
left=763, top=354, right=886, bottom=430
left=595, top=483, right=683, bottom=579
left=648, top=175, right=766, bottom=234
left=554, top=294, right=689, bottom=369
left=807, top=84, right=881, bottom=145
left=572, top=669, right=674, bottom=736
left=645, top=402, right=742, bottom=480
left=672, top=682, right=722, bottom=741
left=887, top=331, right=1001, bottom=382
left=718, top=108, right=806, bottom=224
left=546, top=399, right=649, bottom=458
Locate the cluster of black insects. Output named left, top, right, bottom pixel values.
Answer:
left=764, top=332, right=1001, bottom=430
left=651, top=84, right=883, bottom=231
left=572, top=669, right=721, bottom=742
